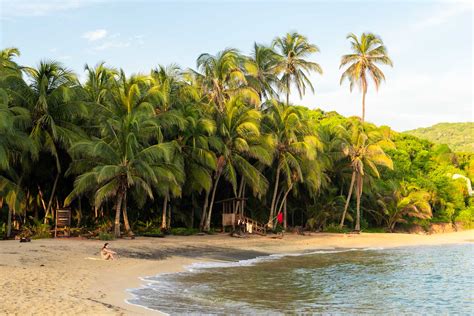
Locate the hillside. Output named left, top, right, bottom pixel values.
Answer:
left=405, top=122, right=474, bottom=152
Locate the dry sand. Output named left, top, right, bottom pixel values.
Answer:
left=1, top=230, right=473, bottom=315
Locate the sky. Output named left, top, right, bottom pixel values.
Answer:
left=1, top=0, right=473, bottom=131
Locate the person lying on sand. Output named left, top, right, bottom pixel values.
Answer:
left=100, top=243, right=117, bottom=260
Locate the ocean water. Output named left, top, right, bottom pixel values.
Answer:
left=127, top=244, right=474, bottom=315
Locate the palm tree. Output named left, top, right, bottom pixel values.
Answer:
left=192, top=48, right=259, bottom=112
left=340, top=33, right=393, bottom=122
left=3, top=61, right=86, bottom=223
left=263, top=101, right=321, bottom=228
left=0, top=47, right=22, bottom=77
left=377, top=182, right=432, bottom=232
left=244, top=43, right=281, bottom=100
left=339, top=121, right=394, bottom=231
left=201, top=95, right=274, bottom=231
left=272, top=32, right=322, bottom=105
left=83, top=62, right=118, bottom=104
left=0, top=88, right=36, bottom=237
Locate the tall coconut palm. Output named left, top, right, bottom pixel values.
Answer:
left=272, top=32, right=322, bottom=105
left=340, top=33, right=393, bottom=122
left=339, top=121, right=394, bottom=231
left=263, top=101, right=321, bottom=228
left=201, top=96, right=274, bottom=231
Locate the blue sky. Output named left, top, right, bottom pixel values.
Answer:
left=1, top=0, right=472, bottom=130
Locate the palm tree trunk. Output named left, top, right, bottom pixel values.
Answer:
left=114, top=190, right=124, bottom=238
left=200, top=188, right=211, bottom=231
left=7, top=206, right=12, bottom=238
left=122, top=191, right=134, bottom=236
left=44, top=172, right=60, bottom=224
left=161, top=194, right=168, bottom=230
left=340, top=171, right=356, bottom=228
left=235, top=177, right=245, bottom=214
left=283, top=198, right=287, bottom=230
left=361, top=80, right=367, bottom=123
left=277, top=183, right=293, bottom=215
left=268, top=165, right=281, bottom=229
left=286, top=77, right=290, bottom=106
left=355, top=174, right=362, bottom=231
left=204, top=171, right=222, bottom=232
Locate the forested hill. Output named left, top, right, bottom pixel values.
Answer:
left=405, top=122, right=474, bottom=153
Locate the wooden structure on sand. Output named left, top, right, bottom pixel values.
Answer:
left=54, top=208, right=71, bottom=237
left=217, top=197, right=266, bottom=235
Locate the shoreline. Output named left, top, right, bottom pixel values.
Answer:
left=0, top=230, right=473, bottom=315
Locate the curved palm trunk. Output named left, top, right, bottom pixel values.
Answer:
left=161, top=194, right=169, bottom=230
left=277, top=183, right=293, bottom=216
left=204, top=171, right=222, bottom=232
left=268, top=166, right=281, bottom=229
left=122, top=191, right=134, bottom=236
left=340, top=171, right=356, bottom=228
left=114, top=190, right=124, bottom=238
left=283, top=199, right=287, bottom=230
left=44, top=171, right=60, bottom=224
left=200, top=189, right=211, bottom=231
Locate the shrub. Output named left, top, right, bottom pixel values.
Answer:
left=170, top=227, right=199, bottom=236
left=324, top=224, right=350, bottom=233
left=455, top=207, right=474, bottom=229
left=98, top=232, right=115, bottom=240
left=141, top=227, right=164, bottom=237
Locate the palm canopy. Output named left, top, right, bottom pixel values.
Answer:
left=191, top=48, right=259, bottom=111
left=244, top=43, right=281, bottom=100
left=340, top=33, right=393, bottom=92
left=377, top=182, right=432, bottom=231
left=272, top=32, right=322, bottom=103
left=0, top=47, right=22, bottom=77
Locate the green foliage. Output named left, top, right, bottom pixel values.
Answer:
left=323, top=224, right=350, bottom=233
left=405, top=122, right=474, bottom=153
left=455, top=207, right=474, bottom=229
left=0, top=39, right=471, bottom=238
left=170, top=227, right=200, bottom=236
left=98, top=232, right=115, bottom=240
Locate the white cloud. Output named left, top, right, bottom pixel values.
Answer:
left=90, top=34, right=145, bottom=51
left=82, top=29, right=108, bottom=42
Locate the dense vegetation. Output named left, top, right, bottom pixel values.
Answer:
left=1, top=33, right=473, bottom=240
left=405, top=122, right=474, bottom=153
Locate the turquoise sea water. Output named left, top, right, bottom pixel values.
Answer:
left=127, top=244, right=474, bottom=315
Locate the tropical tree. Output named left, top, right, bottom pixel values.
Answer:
left=0, top=88, right=36, bottom=237
left=201, top=96, right=274, bottom=231
left=2, top=61, right=86, bottom=223
left=192, top=49, right=259, bottom=112
left=244, top=43, right=281, bottom=100
left=377, top=182, right=432, bottom=232
left=263, top=101, right=321, bottom=228
left=340, top=33, right=393, bottom=122
left=0, top=47, right=22, bottom=77
left=66, top=70, right=183, bottom=237
left=339, top=121, right=394, bottom=231
left=272, top=32, right=322, bottom=105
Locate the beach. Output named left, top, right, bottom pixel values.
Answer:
left=0, top=230, right=473, bottom=315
